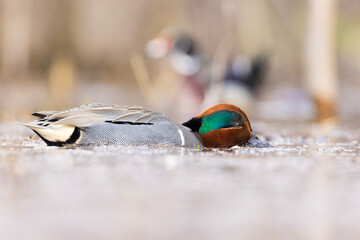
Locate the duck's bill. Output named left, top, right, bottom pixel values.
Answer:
left=245, top=132, right=273, bottom=148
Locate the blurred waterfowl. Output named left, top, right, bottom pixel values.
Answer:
left=22, top=103, right=271, bottom=148
left=224, top=53, right=268, bottom=96
left=145, top=28, right=269, bottom=115
left=146, top=27, right=202, bottom=77
left=145, top=28, right=209, bottom=111
left=220, top=53, right=268, bottom=112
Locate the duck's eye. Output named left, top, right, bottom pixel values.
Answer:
left=234, top=122, right=243, bottom=127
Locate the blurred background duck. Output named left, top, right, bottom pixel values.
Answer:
left=205, top=53, right=268, bottom=114
left=145, top=27, right=209, bottom=119
left=144, top=27, right=269, bottom=119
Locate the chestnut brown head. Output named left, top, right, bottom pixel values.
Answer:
left=183, top=103, right=252, bottom=148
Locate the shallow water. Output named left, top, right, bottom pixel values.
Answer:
left=0, top=123, right=360, bottom=240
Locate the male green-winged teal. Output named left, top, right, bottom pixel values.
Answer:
left=23, top=103, right=270, bottom=148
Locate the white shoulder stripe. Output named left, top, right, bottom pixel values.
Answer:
left=177, top=128, right=185, bottom=146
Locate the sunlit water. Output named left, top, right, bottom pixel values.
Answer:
left=0, top=123, right=360, bottom=240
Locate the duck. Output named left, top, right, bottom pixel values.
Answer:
left=22, top=103, right=271, bottom=148
left=146, top=28, right=270, bottom=117
left=205, top=53, right=268, bottom=114
left=145, top=27, right=203, bottom=77
left=145, top=28, right=208, bottom=108
left=224, top=53, right=268, bottom=96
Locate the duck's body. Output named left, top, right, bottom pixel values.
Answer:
left=23, top=103, right=203, bottom=148
left=23, top=103, right=271, bottom=148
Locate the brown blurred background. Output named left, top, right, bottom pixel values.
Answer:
left=0, top=0, right=360, bottom=124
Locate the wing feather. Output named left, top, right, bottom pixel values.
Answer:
left=32, top=111, right=59, bottom=118
left=30, top=103, right=168, bottom=128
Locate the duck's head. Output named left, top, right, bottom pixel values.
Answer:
left=145, top=27, right=197, bottom=58
left=183, top=103, right=252, bottom=148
